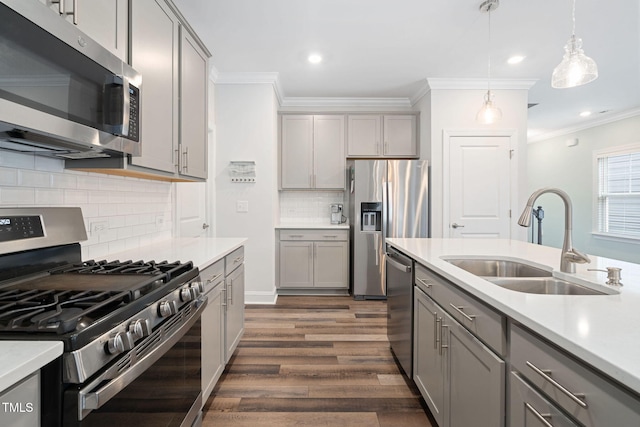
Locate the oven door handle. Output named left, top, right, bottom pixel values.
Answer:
left=77, top=298, right=206, bottom=420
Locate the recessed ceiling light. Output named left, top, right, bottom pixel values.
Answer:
left=507, top=55, right=525, bottom=65
left=308, top=54, right=322, bottom=64
left=579, top=111, right=592, bottom=117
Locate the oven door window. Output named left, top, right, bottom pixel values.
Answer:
left=0, top=3, right=125, bottom=135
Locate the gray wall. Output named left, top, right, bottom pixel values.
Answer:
left=527, top=113, right=640, bottom=263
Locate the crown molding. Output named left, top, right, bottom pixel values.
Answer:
left=212, top=72, right=283, bottom=104
left=527, top=107, right=640, bottom=143
left=279, top=97, right=412, bottom=108
left=426, top=78, right=537, bottom=90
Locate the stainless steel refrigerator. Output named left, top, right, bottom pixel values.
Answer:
left=347, top=159, right=429, bottom=299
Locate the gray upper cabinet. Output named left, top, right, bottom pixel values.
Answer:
left=179, top=29, right=208, bottom=179
left=38, top=0, right=128, bottom=61
left=130, top=0, right=208, bottom=180
left=347, top=114, right=418, bottom=158
left=130, top=0, right=179, bottom=174
left=280, top=115, right=345, bottom=190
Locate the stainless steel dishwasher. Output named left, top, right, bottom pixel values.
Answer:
left=386, top=246, right=414, bottom=377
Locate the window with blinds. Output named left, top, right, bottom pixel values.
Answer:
left=597, top=149, right=640, bottom=238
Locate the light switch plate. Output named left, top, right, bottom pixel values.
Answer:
left=236, top=200, right=249, bottom=213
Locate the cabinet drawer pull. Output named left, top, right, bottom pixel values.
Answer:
left=206, top=273, right=222, bottom=284
left=525, top=361, right=588, bottom=408
left=449, top=303, right=476, bottom=322
left=417, top=277, right=432, bottom=288
left=288, top=234, right=304, bottom=238
left=323, top=235, right=338, bottom=238
left=525, top=403, right=554, bottom=427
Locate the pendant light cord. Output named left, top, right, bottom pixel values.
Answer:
left=571, top=0, right=576, bottom=36
left=487, top=3, right=492, bottom=93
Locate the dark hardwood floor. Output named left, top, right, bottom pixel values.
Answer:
left=202, top=296, right=433, bottom=427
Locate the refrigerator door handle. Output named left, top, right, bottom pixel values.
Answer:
left=374, top=234, right=379, bottom=266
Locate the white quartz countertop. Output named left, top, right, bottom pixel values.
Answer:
left=386, top=238, right=640, bottom=394
left=0, top=341, right=63, bottom=393
left=105, top=237, right=247, bottom=270
left=276, top=222, right=349, bottom=230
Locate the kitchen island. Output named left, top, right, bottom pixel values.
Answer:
left=387, top=238, right=640, bottom=426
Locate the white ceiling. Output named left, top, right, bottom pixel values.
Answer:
left=172, top=0, right=640, bottom=140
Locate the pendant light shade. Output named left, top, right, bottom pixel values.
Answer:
left=551, top=0, right=598, bottom=88
left=551, top=35, right=598, bottom=88
left=476, top=0, right=501, bottom=125
left=476, top=90, right=502, bottom=124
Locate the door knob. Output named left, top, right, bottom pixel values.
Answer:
left=202, top=223, right=210, bottom=229
left=451, top=223, right=465, bottom=229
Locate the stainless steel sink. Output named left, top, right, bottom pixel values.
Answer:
left=485, top=277, right=605, bottom=295
left=445, top=258, right=552, bottom=278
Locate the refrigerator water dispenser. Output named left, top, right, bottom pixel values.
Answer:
left=361, top=202, right=382, bottom=231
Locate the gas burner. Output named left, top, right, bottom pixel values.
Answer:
left=30, top=307, right=84, bottom=334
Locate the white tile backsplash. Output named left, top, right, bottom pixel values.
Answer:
left=279, top=191, right=345, bottom=223
left=0, top=152, right=174, bottom=260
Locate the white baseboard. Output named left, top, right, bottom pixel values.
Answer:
left=245, top=289, right=278, bottom=304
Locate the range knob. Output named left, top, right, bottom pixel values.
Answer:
left=128, top=319, right=150, bottom=340
left=190, top=281, right=204, bottom=294
left=105, top=332, right=126, bottom=355
left=180, top=287, right=195, bottom=302
left=158, top=300, right=176, bottom=318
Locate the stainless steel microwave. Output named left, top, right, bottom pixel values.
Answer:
left=0, top=0, right=141, bottom=159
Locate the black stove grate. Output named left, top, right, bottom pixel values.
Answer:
left=0, top=259, right=195, bottom=335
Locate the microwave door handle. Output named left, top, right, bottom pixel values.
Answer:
left=121, top=76, right=131, bottom=137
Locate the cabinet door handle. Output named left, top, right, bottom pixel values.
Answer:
left=221, top=287, right=227, bottom=308
left=71, top=0, right=77, bottom=25
left=417, top=277, right=431, bottom=288
left=524, top=403, right=554, bottom=427
left=449, top=304, right=476, bottom=322
left=433, top=312, right=440, bottom=350
left=183, top=147, right=189, bottom=172
left=228, top=279, right=233, bottom=304
left=384, top=141, right=389, bottom=154
left=51, top=0, right=64, bottom=15
left=525, top=361, right=588, bottom=408
left=439, top=323, right=449, bottom=355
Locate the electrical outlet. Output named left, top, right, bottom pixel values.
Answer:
left=90, top=221, right=109, bottom=235
left=236, top=200, right=249, bottom=213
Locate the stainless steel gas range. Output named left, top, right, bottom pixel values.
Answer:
left=0, top=207, right=205, bottom=427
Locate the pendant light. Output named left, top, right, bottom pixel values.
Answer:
left=476, top=0, right=502, bottom=125
left=551, top=0, right=598, bottom=88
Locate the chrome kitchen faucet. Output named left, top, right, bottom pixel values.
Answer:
left=518, top=188, right=591, bottom=273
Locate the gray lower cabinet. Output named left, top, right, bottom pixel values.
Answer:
left=0, top=371, right=40, bottom=427
left=200, top=259, right=225, bottom=402
left=510, top=371, right=579, bottom=427
left=510, top=323, right=640, bottom=427
left=414, top=286, right=446, bottom=426
left=277, top=229, right=349, bottom=291
left=414, top=285, right=505, bottom=427
left=224, top=247, right=245, bottom=362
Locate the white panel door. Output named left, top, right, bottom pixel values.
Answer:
left=448, top=136, right=511, bottom=238
left=176, top=181, right=208, bottom=237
